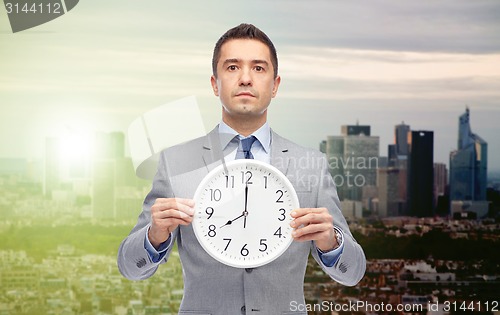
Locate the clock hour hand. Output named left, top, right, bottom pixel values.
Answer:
left=220, top=213, right=245, bottom=228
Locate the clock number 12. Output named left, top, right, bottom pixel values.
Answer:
left=241, top=171, right=253, bottom=184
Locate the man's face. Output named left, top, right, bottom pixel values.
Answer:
left=211, top=39, right=280, bottom=122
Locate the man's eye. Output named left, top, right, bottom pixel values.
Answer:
left=228, top=65, right=237, bottom=71
left=255, top=66, right=264, bottom=72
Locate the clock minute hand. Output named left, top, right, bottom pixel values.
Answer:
left=243, top=183, right=249, bottom=228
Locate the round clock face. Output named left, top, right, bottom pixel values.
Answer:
left=192, top=159, right=299, bottom=268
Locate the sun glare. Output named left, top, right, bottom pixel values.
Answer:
left=58, top=128, right=93, bottom=164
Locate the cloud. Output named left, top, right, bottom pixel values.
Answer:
left=270, top=0, right=500, bottom=53
left=276, top=46, right=500, bottom=103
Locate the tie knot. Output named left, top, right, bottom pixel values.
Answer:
left=241, top=136, right=256, bottom=159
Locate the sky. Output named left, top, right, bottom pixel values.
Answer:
left=1, top=0, right=499, bottom=171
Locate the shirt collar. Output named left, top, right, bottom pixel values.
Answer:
left=218, top=121, right=271, bottom=153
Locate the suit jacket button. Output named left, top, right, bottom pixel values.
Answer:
left=245, top=268, right=253, bottom=273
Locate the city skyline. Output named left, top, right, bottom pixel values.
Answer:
left=1, top=1, right=500, bottom=171
left=0, top=107, right=496, bottom=174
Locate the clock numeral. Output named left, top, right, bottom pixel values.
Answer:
left=208, top=225, right=217, bottom=237
left=278, top=208, right=286, bottom=221
left=205, top=207, right=214, bottom=219
left=209, top=188, right=222, bottom=201
left=240, top=244, right=249, bottom=257
left=274, top=227, right=283, bottom=238
left=263, top=176, right=268, bottom=189
left=241, top=171, right=253, bottom=184
left=259, top=239, right=268, bottom=252
left=225, top=175, right=234, bottom=188
left=276, top=190, right=284, bottom=203
left=223, top=238, right=232, bottom=251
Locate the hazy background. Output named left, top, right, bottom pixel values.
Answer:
left=1, top=0, right=499, bottom=170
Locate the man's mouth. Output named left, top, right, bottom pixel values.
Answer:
left=235, top=91, right=255, bottom=97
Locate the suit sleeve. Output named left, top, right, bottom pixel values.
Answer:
left=310, top=154, right=366, bottom=286
left=117, top=151, right=179, bottom=280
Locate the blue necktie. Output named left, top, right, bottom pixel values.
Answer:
left=240, top=136, right=256, bottom=159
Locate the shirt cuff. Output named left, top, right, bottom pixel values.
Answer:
left=316, top=227, right=344, bottom=267
left=144, top=227, right=172, bottom=263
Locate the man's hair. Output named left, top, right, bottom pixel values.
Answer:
left=212, top=23, right=278, bottom=78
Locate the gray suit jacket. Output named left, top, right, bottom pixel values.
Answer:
left=118, top=127, right=366, bottom=315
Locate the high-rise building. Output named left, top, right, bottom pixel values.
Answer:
left=395, top=122, right=410, bottom=157
left=434, top=163, right=447, bottom=203
left=407, top=130, right=434, bottom=217
left=380, top=123, right=412, bottom=216
left=91, top=132, right=125, bottom=219
left=377, top=167, right=407, bottom=217
left=387, top=144, right=397, bottom=167
left=434, top=163, right=449, bottom=216
left=449, top=108, right=488, bottom=201
left=341, top=124, right=371, bottom=136
left=44, top=137, right=61, bottom=197
left=449, top=108, right=488, bottom=217
left=323, top=124, right=379, bottom=202
left=95, top=132, right=125, bottom=160
left=92, top=159, right=116, bottom=219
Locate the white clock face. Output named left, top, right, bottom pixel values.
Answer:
left=192, top=159, right=299, bottom=268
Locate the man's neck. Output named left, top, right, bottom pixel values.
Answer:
left=222, top=115, right=267, bottom=137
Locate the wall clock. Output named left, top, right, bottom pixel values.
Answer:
left=192, top=159, right=299, bottom=268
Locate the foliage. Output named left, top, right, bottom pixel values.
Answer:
left=0, top=224, right=133, bottom=261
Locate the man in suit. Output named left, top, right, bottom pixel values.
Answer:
left=118, top=23, right=366, bottom=314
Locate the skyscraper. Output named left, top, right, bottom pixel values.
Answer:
left=408, top=130, right=434, bottom=217
left=44, top=137, right=60, bottom=197
left=449, top=108, right=488, bottom=217
left=449, top=108, right=488, bottom=201
left=380, top=123, right=411, bottom=217
left=377, top=167, right=407, bottom=217
left=395, top=122, right=410, bottom=157
left=434, top=162, right=449, bottom=216
left=434, top=163, right=448, bottom=204
left=92, top=132, right=125, bottom=219
left=323, top=124, right=379, bottom=202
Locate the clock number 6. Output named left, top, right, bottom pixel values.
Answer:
left=240, top=244, right=249, bottom=257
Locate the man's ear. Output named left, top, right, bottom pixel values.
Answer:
left=210, top=75, right=219, bottom=96
left=272, top=75, right=281, bottom=98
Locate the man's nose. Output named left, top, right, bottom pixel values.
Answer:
left=239, top=68, right=252, bottom=86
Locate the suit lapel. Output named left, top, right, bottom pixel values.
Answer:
left=270, top=130, right=290, bottom=176
left=202, top=125, right=234, bottom=173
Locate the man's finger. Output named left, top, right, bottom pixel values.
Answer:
left=292, top=222, right=330, bottom=238
left=291, top=207, right=326, bottom=218
left=152, top=198, right=195, bottom=215
left=290, top=212, right=332, bottom=228
left=154, top=209, right=193, bottom=221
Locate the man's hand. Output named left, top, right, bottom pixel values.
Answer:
left=148, top=198, right=195, bottom=249
left=290, top=207, right=338, bottom=252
